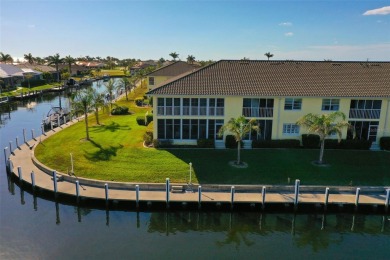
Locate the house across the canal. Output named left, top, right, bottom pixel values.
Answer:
left=147, top=60, right=390, bottom=149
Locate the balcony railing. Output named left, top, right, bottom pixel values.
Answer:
left=242, top=107, right=274, bottom=118
left=158, top=106, right=224, bottom=116
left=349, top=109, right=381, bottom=119
left=157, top=107, right=164, bottom=116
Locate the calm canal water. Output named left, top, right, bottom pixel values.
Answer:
left=0, top=82, right=389, bottom=259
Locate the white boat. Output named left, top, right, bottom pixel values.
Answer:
left=43, top=106, right=70, bottom=127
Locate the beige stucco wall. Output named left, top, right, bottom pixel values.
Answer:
left=147, top=76, right=171, bottom=91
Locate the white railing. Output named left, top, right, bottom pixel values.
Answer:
left=349, top=109, right=381, bottom=119
left=242, top=107, right=273, bottom=118
left=216, top=107, right=224, bottom=116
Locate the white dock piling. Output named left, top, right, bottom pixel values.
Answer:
left=294, top=179, right=300, bottom=208
left=135, top=185, right=140, bottom=208
left=63, top=115, right=66, bottom=124
left=324, top=187, right=330, bottom=210
left=53, top=171, right=57, bottom=193
left=198, top=186, right=202, bottom=207
left=3, top=147, right=8, bottom=164
left=355, top=188, right=361, bottom=208
left=231, top=186, right=235, bottom=208
left=41, top=123, right=45, bottom=135
left=75, top=181, right=80, bottom=198
left=31, top=171, right=35, bottom=189
left=262, top=186, right=266, bottom=210
left=9, top=141, right=12, bottom=153
left=17, top=166, right=23, bottom=181
left=105, top=183, right=109, bottom=202
left=385, top=189, right=390, bottom=212
left=16, top=137, right=19, bottom=148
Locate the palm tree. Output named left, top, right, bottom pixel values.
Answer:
left=24, top=53, right=35, bottom=64
left=64, top=55, right=76, bottom=75
left=104, top=79, right=117, bottom=111
left=264, top=52, right=274, bottom=61
left=91, top=88, right=106, bottom=125
left=218, top=116, right=258, bottom=165
left=187, top=55, right=195, bottom=64
left=296, top=111, right=351, bottom=165
left=35, top=57, right=45, bottom=65
left=119, top=77, right=130, bottom=101
left=24, top=72, right=34, bottom=89
left=47, top=53, right=64, bottom=82
left=71, top=88, right=94, bottom=140
left=0, top=52, right=13, bottom=64
left=169, top=52, right=179, bottom=61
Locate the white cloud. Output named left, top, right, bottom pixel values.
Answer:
left=279, top=22, right=292, bottom=26
left=285, top=32, right=294, bottom=37
left=363, top=6, right=390, bottom=16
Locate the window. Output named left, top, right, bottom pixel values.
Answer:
left=283, top=123, right=300, bottom=135
left=148, top=77, right=155, bottom=85
left=322, top=99, right=340, bottom=111
left=284, top=98, right=302, bottom=110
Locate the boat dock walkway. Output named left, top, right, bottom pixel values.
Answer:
left=5, top=117, right=390, bottom=212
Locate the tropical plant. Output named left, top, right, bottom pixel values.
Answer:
left=169, top=52, right=179, bottom=61
left=24, top=53, right=35, bottom=64
left=264, top=52, right=274, bottom=61
left=64, top=55, right=76, bottom=75
left=296, top=112, right=351, bottom=164
left=24, top=72, right=34, bottom=89
left=35, top=57, right=45, bottom=65
left=187, top=55, right=195, bottom=64
left=71, top=88, right=94, bottom=140
left=0, top=52, right=13, bottom=64
left=47, top=53, right=64, bottom=82
left=119, top=76, right=130, bottom=101
left=104, top=79, right=117, bottom=111
left=91, top=88, right=106, bottom=125
left=218, top=116, right=259, bottom=165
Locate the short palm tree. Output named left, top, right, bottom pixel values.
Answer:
left=47, top=53, right=64, bottom=82
left=264, top=52, right=274, bottom=61
left=64, top=55, right=76, bottom=75
left=104, top=79, right=116, bottom=111
left=187, top=55, right=195, bottom=64
left=0, top=52, right=13, bottom=64
left=296, top=111, right=351, bottom=164
left=71, top=88, right=94, bottom=140
left=119, top=77, right=130, bottom=101
left=218, top=116, right=259, bottom=165
left=24, top=53, right=35, bottom=64
left=169, top=52, right=179, bottom=61
left=91, top=88, right=106, bottom=125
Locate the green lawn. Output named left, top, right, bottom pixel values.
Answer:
left=0, top=83, right=61, bottom=98
left=35, top=89, right=390, bottom=186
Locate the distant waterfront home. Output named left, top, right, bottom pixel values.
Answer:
left=145, top=61, right=200, bottom=92
left=147, top=60, right=390, bottom=148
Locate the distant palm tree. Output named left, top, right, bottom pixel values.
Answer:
left=169, top=52, right=179, bottom=61
left=47, top=53, right=64, bottom=82
left=24, top=53, right=35, bottom=64
left=24, top=72, right=34, bottom=89
left=91, top=88, right=106, bottom=125
left=71, top=88, right=94, bottom=140
left=35, top=57, right=45, bottom=65
left=218, top=116, right=258, bottom=165
left=296, top=112, right=351, bottom=165
left=187, top=55, right=196, bottom=64
left=119, top=77, right=130, bottom=101
left=0, top=52, right=13, bottom=64
left=104, top=79, right=117, bottom=111
left=64, top=55, right=76, bottom=75
left=264, top=52, right=274, bottom=61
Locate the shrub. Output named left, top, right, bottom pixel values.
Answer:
left=252, top=139, right=300, bottom=148
left=324, top=139, right=372, bottom=150
left=136, top=116, right=146, bottom=126
left=21, top=79, right=46, bottom=88
left=197, top=139, right=214, bottom=148
left=153, top=139, right=173, bottom=148
left=380, top=137, right=390, bottom=150
left=135, top=98, right=144, bottom=106
left=146, top=114, right=153, bottom=125
left=302, top=134, right=320, bottom=148
left=225, top=135, right=242, bottom=149
left=143, top=131, right=153, bottom=146
left=111, top=106, right=129, bottom=115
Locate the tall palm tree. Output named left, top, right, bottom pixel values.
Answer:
left=104, top=79, right=117, bottom=111
left=264, top=52, right=274, bottom=61
left=64, top=55, right=76, bottom=75
left=296, top=112, right=351, bottom=165
left=47, top=53, right=64, bottom=82
left=187, top=55, right=195, bottom=64
left=119, top=76, right=130, bottom=101
left=91, top=88, right=106, bottom=125
left=0, top=52, right=13, bottom=64
left=169, top=52, right=179, bottom=61
left=71, top=88, right=94, bottom=140
left=24, top=53, right=35, bottom=64
left=218, top=116, right=259, bottom=165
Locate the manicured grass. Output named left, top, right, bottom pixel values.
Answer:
left=35, top=86, right=390, bottom=185
left=0, top=83, right=61, bottom=98
left=98, top=69, right=125, bottom=77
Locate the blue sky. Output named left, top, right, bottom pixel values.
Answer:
left=1, top=0, right=389, bottom=61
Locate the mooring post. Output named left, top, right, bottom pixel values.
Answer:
left=166, top=178, right=170, bottom=207
left=4, top=147, right=8, bottom=165
left=385, top=189, right=390, bottom=213
left=16, top=137, right=19, bottom=148
left=355, top=188, right=361, bottom=208
left=105, top=183, right=109, bottom=203
left=294, top=179, right=300, bottom=209
left=231, top=186, right=235, bottom=209
left=9, top=141, right=12, bottom=153
left=135, top=185, right=140, bottom=208
left=53, top=171, right=57, bottom=193
left=57, top=117, right=60, bottom=128
left=75, top=181, right=80, bottom=199
left=7, top=158, right=13, bottom=173
left=17, top=166, right=23, bottom=181
left=31, top=171, right=35, bottom=189
left=41, top=123, right=45, bottom=135
left=31, top=129, right=35, bottom=139
left=50, top=121, right=53, bottom=130
left=63, top=115, right=66, bottom=124
left=23, top=128, right=26, bottom=143
left=198, top=186, right=202, bottom=208
left=262, top=186, right=266, bottom=210
left=324, top=187, right=330, bottom=210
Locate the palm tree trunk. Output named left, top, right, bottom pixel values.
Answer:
left=319, top=139, right=325, bottom=164
left=237, top=141, right=241, bottom=164
left=95, top=108, right=100, bottom=125
left=125, top=87, right=128, bottom=101
left=85, top=111, right=89, bottom=140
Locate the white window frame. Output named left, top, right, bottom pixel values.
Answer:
left=282, top=123, right=300, bottom=135
left=149, top=77, right=155, bottom=86
left=284, top=98, right=302, bottom=111
left=322, top=99, right=340, bottom=111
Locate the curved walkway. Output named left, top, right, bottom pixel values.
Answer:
left=6, top=116, right=390, bottom=211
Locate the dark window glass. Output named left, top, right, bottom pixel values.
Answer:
left=166, top=119, right=173, bottom=139
left=182, top=119, right=190, bottom=139
left=158, top=119, right=165, bottom=139
left=199, top=120, right=207, bottom=139
left=174, top=119, right=181, bottom=139
left=373, top=100, right=382, bottom=109
left=191, top=119, right=198, bottom=139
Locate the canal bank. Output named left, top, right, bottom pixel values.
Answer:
left=5, top=117, right=390, bottom=213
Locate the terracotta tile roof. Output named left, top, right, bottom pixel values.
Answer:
left=147, top=60, right=390, bottom=98
left=147, top=61, right=200, bottom=77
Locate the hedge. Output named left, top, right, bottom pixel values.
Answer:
left=146, top=114, right=153, bottom=124
left=301, top=134, right=320, bottom=148
left=379, top=137, right=390, bottom=150
left=197, top=139, right=214, bottom=148
left=324, top=139, right=372, bottom=150
left=252, top=139, right=300, bottom=148
left=111, top=106, right=129, bottom=115
left=225, top=135, right=242, bottom=149
left=136, top=116, right=146, bottom=126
